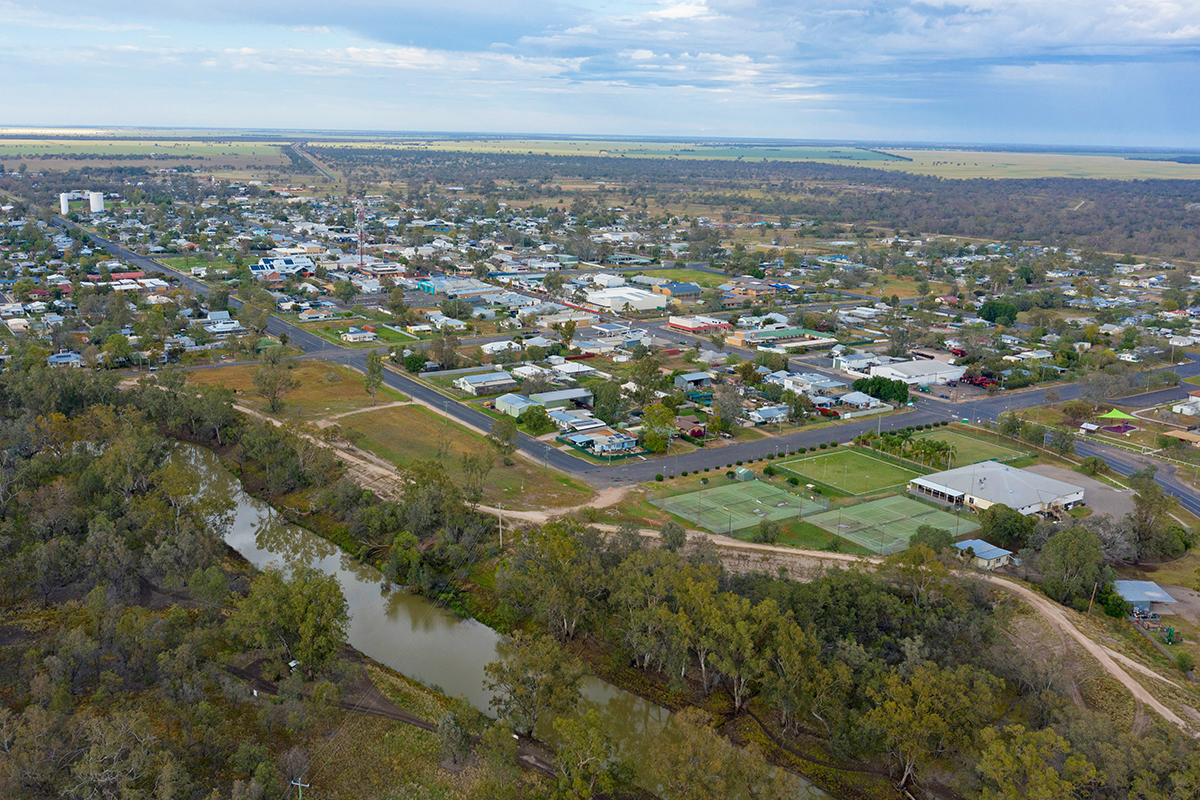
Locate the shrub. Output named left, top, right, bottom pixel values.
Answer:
left=1177, top=652, right=1195, bottom=675
left=766, top=453, right=775, bottom=460
left=763, top=465, right=777, bottom=477
left=726, top=471, right=736, bottom=479
left=700, top=477, right=708, bottom=485
left=704, top=467, right=710, bottom=472
left=736, top=460, right=743, bottom=465
left=941, top=420, right=949, bottom=426
left=819, top=443, right=828, bottom=449
left=655, top=474, right=664, bottom=482
left=727, top=463, right=733, bottom=468
left=786, top=476, right=799, bottom=486
left=681, top=471, right=688, bottom=476
left=668, top=475, right=675, bottom=480
left=829, top=441, right=839, bottom=448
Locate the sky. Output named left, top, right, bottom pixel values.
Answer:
left=2, top=0, right=1199, bottom=147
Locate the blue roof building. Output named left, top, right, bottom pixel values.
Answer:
left=954, top=539, right=1013, bottom=570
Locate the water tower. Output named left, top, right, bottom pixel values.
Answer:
left=89, top=192, right=105, bottom=214
left=59, top=193, right=70, bottom=215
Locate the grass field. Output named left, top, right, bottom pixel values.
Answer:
left=184, top=361, right=406, bottom=420
left=339, top=404, right=594, bottom=509
left=650, top=479, right=826, bottom=533
left=911, top=430, right=1024, bottom=466
left=778, top=449, right=924, bottom=495
left=629, top=267, right=726, bottom=287
left=806, top=495, right=979, bottom=555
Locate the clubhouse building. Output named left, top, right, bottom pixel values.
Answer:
left=908, top=461, right=1085, bottom=516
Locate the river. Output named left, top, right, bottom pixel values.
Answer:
left=183, top=443, right=822, bottom=797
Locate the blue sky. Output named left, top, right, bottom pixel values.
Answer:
left=2, top=0, right=1198, bottom=147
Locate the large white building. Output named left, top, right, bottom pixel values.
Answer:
left=909, top=461, right=1085, bottom=516
left=869, top=360, right=966, bottom=386
left=585, top=287, right=667, bottom=313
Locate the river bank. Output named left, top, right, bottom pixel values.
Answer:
left=186, top=432, right=900, bottom=799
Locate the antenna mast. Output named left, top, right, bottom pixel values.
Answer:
left=356, top=197, right=366, bottom=269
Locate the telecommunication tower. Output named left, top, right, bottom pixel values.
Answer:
left=356, top=197, right=366, bottom=269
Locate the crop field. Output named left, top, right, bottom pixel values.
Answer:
left=806, top=495, right=979, bottom=556
left=911, top=430, right=1024, bottom=466
left=650, top=479, right=825, bottom=533
left=868, top=149, right=1200, bottom=180
left=777, top=449, right=925, bottom=495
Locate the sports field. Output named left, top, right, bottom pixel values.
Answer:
left=806, top=495, right=980, bottom=556
left=911, top=430, right=1023, bottom=466
left=650, top=480, right=826, bottom=533
left=777, top=449, right=923, bottom=495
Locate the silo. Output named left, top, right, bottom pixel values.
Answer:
left=89, top=192, right=105, bottom=213
left=59, top=194, right=70, bottom=215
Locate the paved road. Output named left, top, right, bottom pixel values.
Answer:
left=69, top=220, right=1200, bottom=509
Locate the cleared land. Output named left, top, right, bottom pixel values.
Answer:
left=806, top=495, right=980, bottom=556
left=338, top=404, right=595, bottom=509
left=870, top=149, right=1200, bottom=180
left=185, top=362, right=406, bottom=420
left=650, top=479, right=825, bottom=533
left=778, top=449, right=924, bottom=495
left=911, top=429, right=1024, bottom=466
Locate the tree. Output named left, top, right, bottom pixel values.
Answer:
left=977, top=725, right=1098, bottom=800
left=231, top=565, right=350, bottom=679
left=709, top=594, right=780, bottom=709
left=364, top=350, right=384, bottom=406
left=1126, top=468, right=1181, bottom=560
left=641, top=403, right=675, bottom=454
left=101, top=333, right=133, bottom=368
left=647, top=707, right=794, bottom=800
left=489, top=415, right=519, bottom=459
left=979, top=504, right=1035, bottom=551
left=385, top=286, right=410, bottom=322
left=483, top=631, right=583, bottom=736
left=866, top=662, right=999, bottom=788
left=518, top=405, right=556, bottom=435
left=403, top=351, right=427, bottom=373
left=429, top=331, right=461, bottom=369
left=1047, top=428, right=1075, bottom=456
left=1061, top=399, right=1093, bottom=424
left=556, top=319, right=577, bottom=350
left=332, top=280, right=357, bottom=304
left=711, top=384, right=742, bottom=432
left=909, top=524, right=954, bottom=554
left=240, top=288, right=274, bottom=336
left=660, top=520, right=687, bottom=553
left=1038, top=526, right=1108, bottom=604
left=437, top=711, right=473, bottom=765
left=552, top=709, right=629, bottom=800
left=252, top=350, right=300, bottom=413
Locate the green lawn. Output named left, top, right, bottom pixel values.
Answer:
left=778, top=448, right=923, bottom=495
left=912, top=429, right=1024, bottom=466
left=633, top=268, right=726, bottom=288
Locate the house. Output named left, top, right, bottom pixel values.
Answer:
left=340, top=328, right=378, bottom=343
left=954, top=539, right=1013, bottom=570
left=300, top=308, right=335, bottom=322
left=721, top=278, right=777, bottom=299
left=585, top=287, right=667, bottom=313
left=909, top=461, right=1085, bottom=515
left=551, top=361, right=596, bottom=380
left=1112, top=580, right=1177, bottom=614
left=454, top=372, right=520, bottom=396
left=838, top=391, right=882, bottom=410
left=46, top=350, right=84, bottom=368
left=674, top=372, right=713, bottom=391
left=676, top=415, right=707, bottom=437
left=749, top=405, right=789, bottom=425
left=495, top=393, right=542, bottom=418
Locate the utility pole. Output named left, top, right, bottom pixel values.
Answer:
left=498, top=504, right=504, bottom=548
left=292, top=779, right=310, bottom=800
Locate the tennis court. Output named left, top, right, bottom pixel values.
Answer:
left=911, top=430, right=1023, bottom=466
left=777, top=449, right=924, bottom=495
left=806, top=495, right=979, bottom=556
left=651, top=480, right=827, bottom=534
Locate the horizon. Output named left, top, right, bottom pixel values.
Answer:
left=1, top=0, right=1197, bottom=148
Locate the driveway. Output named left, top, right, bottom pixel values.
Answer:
left=1023, top=463, right=1135, bottom=519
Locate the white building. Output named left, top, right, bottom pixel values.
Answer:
left=585, top=287, right=667, bottom=313
left=909, top=461, right=1085, bottom=516
left=89, top=192, right=105, bottom=214
left=869, top=360, right=966, bottom=386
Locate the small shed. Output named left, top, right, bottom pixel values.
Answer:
left=1113, top=580, right=1177, bottom=613
left=735, top=467, right=754, bottom=481
left=954, top=539, right=1013, bottom=570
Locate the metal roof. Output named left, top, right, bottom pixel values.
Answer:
left=954, top=539, right=1012, bottom=561
left=1113, top=580, right=1177, bottom=604
left=911, top=461, right=1084, bottom=510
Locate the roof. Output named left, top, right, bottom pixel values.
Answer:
left=1113, top=580, right=1177, bottom=604
left=494, top=393, right=539, bottom=409
left=955, top=539, right=1013, bottom=561
left=911, top=461, right=1084, bottom=510
left=679, top=372, right=712, bottom=381
left=1099, top=408, right=1137, bottom=420
left=530, top=388, right=593, bottom=403
left=457, top=372, right=517, bottom=385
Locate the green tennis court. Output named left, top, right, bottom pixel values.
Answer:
left=777, top=449, right=924, bottom=495
left=911, top=430, right=1024, bottom=466
left=806, top=495, right=979, bottom=555
left=651, top=480, right=826, bottom=534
